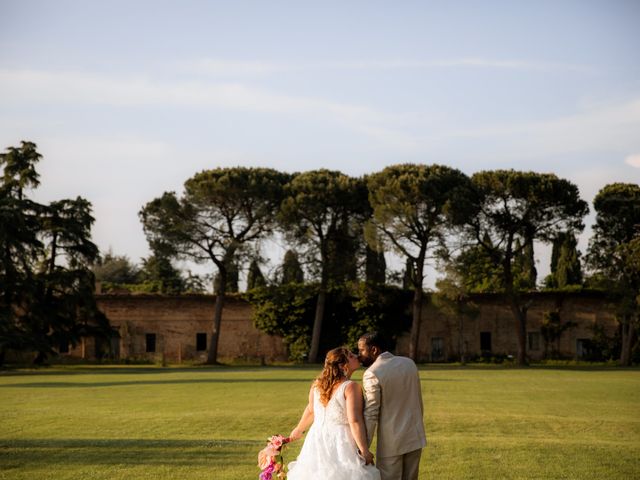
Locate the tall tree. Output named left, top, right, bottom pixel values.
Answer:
left=364, top=244, right=386, bottom=285
left=246, top=259, right=267, bottom=290
left=448, top=234, right=503, bottom=293
left=366, top=164, right=473, bottom=360
left=93, top=249, right=140, bottom=285
left=35, top=197, right=106, bottom=363
left=433, top=270, right=480, bottom=364
left=512, top=238, right=537, bottom=290
left=138, top=251, right=186, bottom=294
left=360, top=175, right=386, bottom=285
left=1, top=141, right=41, bottom=201
left=214, top=260, right=239, bottom=294
left=1, top=142, right=109, bottom=364
left=545, top=232, right=583, bottom=288
left=587, top=183, right=640, bottom=366
left=281, top=249, right=304, bottom=284
left=140, top=167, right=288, bottom=364
left=325, top=214, right=360, bottom=284
left=464, top=170, right=588, bottom=365
left=556, top=234, right=583, bottom=288
left=0, top=142, right=43, bottom=362
left=279, top=170, right=365, bottom=362
left=402, top=257, right=414, bottom=290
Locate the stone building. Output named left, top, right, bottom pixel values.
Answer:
left=71, top=294, right=288, bottom=363
left=400, top=291, right=617, bottom=362
left=61, top=290, right=618, bottom=363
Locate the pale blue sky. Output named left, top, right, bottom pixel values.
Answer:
left=1, top=1, right=639, bottom=286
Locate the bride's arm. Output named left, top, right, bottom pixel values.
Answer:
left=289, top=383, right=315, bottom=441
left=345, top=381, right=375, bottom=465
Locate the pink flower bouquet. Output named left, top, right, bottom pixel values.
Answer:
left=258, top=434, right=291, bottom=480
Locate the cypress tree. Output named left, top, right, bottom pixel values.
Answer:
left=246, top=259, right=267, bottom=290
left=555, top=234, right=582, bottom=287
left=281, top=250, right=304, bottom=284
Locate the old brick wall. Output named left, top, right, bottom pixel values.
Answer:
left=67, top=294, right=287, bottom=362
left=398, top=291, right=617, bottom=362
left=62, top=291, right=617, bottom=363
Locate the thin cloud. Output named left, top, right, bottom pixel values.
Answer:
left=0, top=69, right=370, bottom=114
left=188, top=59, right=286, bottom=76
left=0, top=68, right=410, bottom=145
left=2, top=69, right=637, bottom=162
left=326, top=58, right=593, bottom=73
left=625, top=153, right=640, bottom=168
left=428, top=97, right=640, bottom=159
left=186, top=58, right=593, bottom=76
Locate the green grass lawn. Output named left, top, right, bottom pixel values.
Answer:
left=0, top=364, right=638, bottom=480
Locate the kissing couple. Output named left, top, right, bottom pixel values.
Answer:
left=287, top=332, right=427, bottom=480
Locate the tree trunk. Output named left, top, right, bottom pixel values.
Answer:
left=48, top=232, right=57, bottom=278
left=407, top=252, right=426, bottom=362
left=620, top=317, right=636, bottom=367
left=409, top=283, right=423, bottom=361
left=308, top=243, right=330, bottom=364
left=628, top=323, right=636, bottom=366
left=459, top=314, right=465, bottom=365
left=507, top=296, right=528, bottom=365
left=503, top=246, right=527, bottom=366
left=206, top=269, right=226, bottom=365
left=33, top=351, right=47, bottom=365
left=516, top=309, right=528, bottom=365
left=620, top=322, right=628, bottom=366
left=206, top=292, right=225, bottom=364
left=4, top=244, right=14, bottom=307
left=308, top=287, right=326, bottom=363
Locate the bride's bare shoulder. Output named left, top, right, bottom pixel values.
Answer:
left=344, top=380, right=361, bottom=396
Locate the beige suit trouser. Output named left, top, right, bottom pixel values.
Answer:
left=377, top=448, right=422, bottom=480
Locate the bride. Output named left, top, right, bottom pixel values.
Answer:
left=287, top=347, right=380, bottom=480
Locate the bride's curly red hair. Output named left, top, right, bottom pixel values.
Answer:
left=315, top=347, right=350, bottom=406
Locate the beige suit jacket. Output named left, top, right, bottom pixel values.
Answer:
left=362, top=352, right=427, bottom=458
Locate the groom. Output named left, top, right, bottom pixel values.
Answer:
left=358, top=332, right=426, bottom=480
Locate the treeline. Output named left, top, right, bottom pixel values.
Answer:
left=2, top=142, right=638, bottom=366
left=138, top=162, right=640, bottom=366
left=93, top=249, right=210, bottom=295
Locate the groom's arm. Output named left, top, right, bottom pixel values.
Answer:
left=362, top=369, right=381, bottom=447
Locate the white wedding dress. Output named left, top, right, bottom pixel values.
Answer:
left=288, top=380, right=381, bottom=480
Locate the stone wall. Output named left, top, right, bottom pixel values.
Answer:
left=67, top=294, right=287, bottom=362
left=62, top=291, right=617, bottom=363
left=400, top=291, right=617, bottom=362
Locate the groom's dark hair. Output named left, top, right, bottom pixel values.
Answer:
left=359, top=331, right=390, bottom=352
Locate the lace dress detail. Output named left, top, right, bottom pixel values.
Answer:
left=288, top=380, right=380, bottom=480
left=323, top=383, right=349, bottom=426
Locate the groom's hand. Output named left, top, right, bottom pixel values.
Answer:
left=361, top=450, right=375, bottom=465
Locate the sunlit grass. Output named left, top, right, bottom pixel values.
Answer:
left=0, top=364, right=638, bottom=479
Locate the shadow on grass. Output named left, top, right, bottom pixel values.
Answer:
left=418, top=364, right=640, bottom=372
left=0, top=367, right=208, bottom=377
left=0, top=438, right=261, bottom=467
left=0, top=377, right=313, bottom=388
left=0, top=364, right=322, bottom=377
